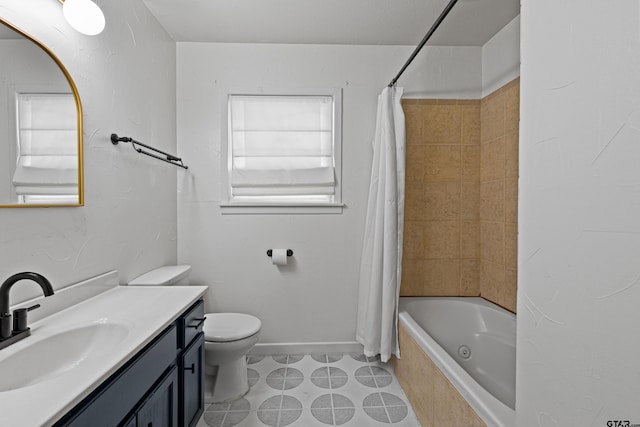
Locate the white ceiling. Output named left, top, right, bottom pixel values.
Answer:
left=142, top=0, right=520, bottom=46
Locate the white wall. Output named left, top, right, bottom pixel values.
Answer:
left=0, top=0, right=177, bottom=304
left=176, top=43, right=481, bottom=343
left=518, top=1, right=640, bottom=424
left=482, top=15, right=520, bottom=97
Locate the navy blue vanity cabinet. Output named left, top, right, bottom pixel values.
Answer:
left=179, top=300, right=205, bottom=427
left=54, top=298, right=204, bottom=427
left=136, top=365, right=179, bottom=427
left=181, top=333, right=205, bottom=427
left=121, top=366, right=179, bottom=427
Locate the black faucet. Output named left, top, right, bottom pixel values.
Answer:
left=0, top=272, right=54, bottom=341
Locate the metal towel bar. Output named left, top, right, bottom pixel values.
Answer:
left=111, top=133, right=188, bottom=169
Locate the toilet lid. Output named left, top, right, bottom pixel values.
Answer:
left=203, top=313, right=261, bottom=342
left=128, top=265, right=191, bottom=286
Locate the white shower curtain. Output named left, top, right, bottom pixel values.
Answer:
left=356, top=86, right=405, bottom=363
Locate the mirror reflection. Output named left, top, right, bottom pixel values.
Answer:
left=0, top=19, right=83, bottom=207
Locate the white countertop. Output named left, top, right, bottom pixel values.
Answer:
left=0, top=282, right=207, bottom=427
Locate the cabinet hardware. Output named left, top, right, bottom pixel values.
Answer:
left=187, top=317, right=205, bottom=329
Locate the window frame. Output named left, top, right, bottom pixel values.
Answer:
left=220, top=87, right=344, bottom=215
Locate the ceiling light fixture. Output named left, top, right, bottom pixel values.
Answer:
left=60, top=0, right=105, bottom=36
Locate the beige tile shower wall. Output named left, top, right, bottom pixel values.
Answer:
left=479, top=78, right=519, bottom=313
left=401, top=78, right=519, bottom=312
left=401, top=99, right=481, bottom=297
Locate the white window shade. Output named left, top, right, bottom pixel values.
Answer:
left=12, top=93, right=78, bottom=199
left=229, top=95, right=336, bottom=200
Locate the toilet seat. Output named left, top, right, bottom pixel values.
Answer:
left=204, top=313, right=261, bottom=342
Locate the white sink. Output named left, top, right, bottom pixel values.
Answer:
left=0, top=322, right=130, bottom=392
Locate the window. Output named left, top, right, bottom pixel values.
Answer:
left=221, top=89, right=342, bottom=214
left=12, top=93, right=78, bottom=204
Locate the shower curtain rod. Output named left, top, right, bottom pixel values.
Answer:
left=388, top=0, right=459, bottom=87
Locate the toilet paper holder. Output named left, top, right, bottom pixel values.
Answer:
left=267, top=249, right=293, bottom=257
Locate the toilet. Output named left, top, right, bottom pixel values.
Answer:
left=127, top=265, right=262, bottom=403
left=203, top=313, right=261, bottom=402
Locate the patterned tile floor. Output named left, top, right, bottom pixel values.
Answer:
left=196, top=353, right=421, bottom=427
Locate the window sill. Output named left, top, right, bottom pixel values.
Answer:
left=219, top=202, right=344, bottom=215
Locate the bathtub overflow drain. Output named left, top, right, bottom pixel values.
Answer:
left=458, top=345, right=471, bottom=359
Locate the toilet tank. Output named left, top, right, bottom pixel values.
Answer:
left=128, top=265, right=192, bottom=286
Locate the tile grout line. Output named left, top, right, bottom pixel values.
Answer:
left=329, top=357, right=336, bottom=426
left=277, top=359, right=289, bottom=427
left=373, top=371, right=394, bottom=425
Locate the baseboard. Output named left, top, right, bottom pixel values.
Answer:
left=250, top=341, right=363, bottom=355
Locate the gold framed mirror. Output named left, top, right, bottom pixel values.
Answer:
left=0, top=17, right=83, bottom=207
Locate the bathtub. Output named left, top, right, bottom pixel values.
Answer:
left=397, top=297, right=516, bottom=427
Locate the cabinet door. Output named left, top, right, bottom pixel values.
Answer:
left=137, top=366, right=179, bottom=427
left=56, top=325, right=178, bottom=427
left=181, top=332, right=205, bottom=427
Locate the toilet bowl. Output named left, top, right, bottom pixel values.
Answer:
left=203, top=313, right=261, bottom=402
left=127, top=265, right=262, bottom=403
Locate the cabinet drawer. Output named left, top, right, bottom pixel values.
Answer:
left=180, top=299, right=205, bottom=349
